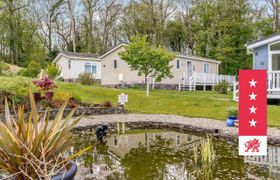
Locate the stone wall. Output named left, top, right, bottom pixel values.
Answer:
left=47, top=106, right=126, bottom=119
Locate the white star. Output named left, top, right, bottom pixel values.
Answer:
left=249, top=92, right=257, bottom=101
left=249, top=119, right=257, bottom=127
left=249, top=105, right=257, bottom=114
left=249, top=79, right=257, bottom=87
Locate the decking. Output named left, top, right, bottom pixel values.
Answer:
left=233, top=71, right=280, bottom=101
left=178, top=73, right=236, bottom=91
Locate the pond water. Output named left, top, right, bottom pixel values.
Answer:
left=72, top=129, right=280, bottom=180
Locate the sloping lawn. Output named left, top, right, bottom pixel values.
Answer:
left=0, top=76, right=280, bottom=127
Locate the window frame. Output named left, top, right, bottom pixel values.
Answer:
left=84, top=63, right=97, bottom=74
left=176, top=59, right=180, bottom=69
left=203, top=63, right=210, bottom=74
left=113, top=59, right=117, bottom=69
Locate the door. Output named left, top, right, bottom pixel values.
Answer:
left=186, top=61, right=192, bottom=81
left=119, top=73, right=123, bottom=83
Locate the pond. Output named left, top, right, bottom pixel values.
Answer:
left=72, top=129, right=280, bottom=180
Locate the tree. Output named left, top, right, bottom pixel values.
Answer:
left=82, top=0, right=98, bottom=53
left=119, top=35, right=175, bottom=83
left=46, top=63, right=60, bottom=79
left=267, top=0, right=280, bottom=31
left=67, top=0, right=77, bottom=52
left=164, top=20, right=186, bottom=52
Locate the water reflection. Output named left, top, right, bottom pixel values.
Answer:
left=244, top=147, right=280, bottom=179
left=72, top=129, right=280, bottom=179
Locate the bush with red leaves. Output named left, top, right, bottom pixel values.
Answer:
left=32, top=77, right=57, bottom=92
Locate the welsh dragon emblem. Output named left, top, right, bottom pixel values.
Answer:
left=244, top=138, right=260, bottom=152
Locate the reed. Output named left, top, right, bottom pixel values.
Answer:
left=122, top=122, right=125, bottom=135
left=192, top=143, right=198, bottom=165
left=117, top=122, right=120, bottom=134
left=201, top=136, right=215, bottom=163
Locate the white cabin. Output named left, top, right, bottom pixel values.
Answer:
left=53, top=51, right=101, bottom=80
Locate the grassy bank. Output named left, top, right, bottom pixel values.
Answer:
left=1, top=75, right=280, bottom=127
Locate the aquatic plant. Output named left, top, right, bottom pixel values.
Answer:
left=122, top=122, right=126, bottom=135
left=201, top=136, right=215, bottom=163
left=117, top=122, right=120, bottom=134
left=192, top=143, right=198, bottom=165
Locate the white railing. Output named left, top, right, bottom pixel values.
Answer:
left=233, top=71, right=280, bottom=101
left=268, top=71, right=280, bottom=91
left=191, top=73, right=236, bottom=86
left=233, top=81, right=239, bottom=101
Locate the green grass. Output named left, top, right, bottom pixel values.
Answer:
left=1, top=75, right=280, bottom=127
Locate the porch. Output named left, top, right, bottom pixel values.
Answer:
left=233, top=71, right=280, bottom=101
left=178, top=72, right=236, bottom=91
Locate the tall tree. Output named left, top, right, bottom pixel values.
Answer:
left=67, top=0, right=76, bottom=52
left=267, top=0, right=280, bottom=31
left=33, top=0, right=64, bottom=60
left=164, top=20, right=186, bottom=52
left=98, top=0, right=122, bottom=53
left=82, top=0, right=98, bottom=53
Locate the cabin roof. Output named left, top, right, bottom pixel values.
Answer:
left=247, top=32, right=280, bottom=50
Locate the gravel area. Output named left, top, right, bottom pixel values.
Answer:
left=75, top=114, right=280, bottom=144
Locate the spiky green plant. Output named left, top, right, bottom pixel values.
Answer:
left=122, top=122, right=125, bottom=135
left=0, top=89, right=90, bottom=179
left=201, top=136, right=215, bottom=163
left=192, top=143, right=198, bottom=165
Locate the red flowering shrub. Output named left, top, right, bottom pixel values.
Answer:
left=32, top=77, right=57, bottom=92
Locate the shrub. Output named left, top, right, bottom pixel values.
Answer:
left=102, top=100, right=113, bottom=108
left=228, top=106, right=238, bottom=117
left=214, top=80, right=228, bottom=94
left=0, top=61, right=9, bottom=74
left=53, top=92, right=72, bottom=103
left=17, top=68, right=29, bottom=77
left=78, top=73, right=95, bottom=85
left=26, top=60, right=41, bottom=77
left=0, top=77, right=30, bottom=104
left=46, top=63, right=61, bottom=79
left=33, top=77, right=57, bottom=92
left=0, top=91, right=90, bottom=179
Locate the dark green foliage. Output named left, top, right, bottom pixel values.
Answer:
left=164, top=21, right=186, bottom=52
left=78, top=73, right=95, bottom=85
left=46, top=63, right=61, bottom=79
left=214, top=80, right=229, bottom=94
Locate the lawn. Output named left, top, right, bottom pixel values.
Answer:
left=1, top=76, right=280, bottom=127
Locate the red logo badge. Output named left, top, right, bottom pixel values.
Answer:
left=238, top=70, right=267, bottom=156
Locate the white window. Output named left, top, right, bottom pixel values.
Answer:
left=84, top=63, right=97, bottom=74
left=203, top=63, right=210, bottom=74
